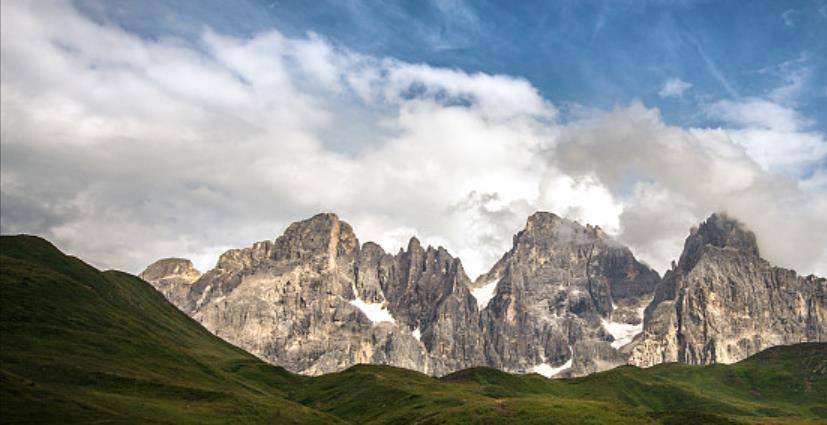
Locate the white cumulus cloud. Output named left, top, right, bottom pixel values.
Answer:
left=1, top=0, right=825, bottom=279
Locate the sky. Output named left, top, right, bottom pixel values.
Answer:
left=1, top=0, right=826, bottom=279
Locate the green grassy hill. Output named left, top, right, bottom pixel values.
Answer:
left=0, top=235, right=339, bottom=424
left=1, top=235, right=825, bottom=424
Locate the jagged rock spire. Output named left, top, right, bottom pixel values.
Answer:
left=678, top=213, right=759, bottom=272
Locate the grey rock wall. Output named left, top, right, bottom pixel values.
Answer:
left=140, top=211, right=825, bottom=378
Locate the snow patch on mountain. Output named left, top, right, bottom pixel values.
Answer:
left=531, top=346, right=573, bottom=378
left=350, top=295, right=396, bottom=325
left=602, top=318, right=642, bottom=349
left=470, top=278, right=499, bottom=310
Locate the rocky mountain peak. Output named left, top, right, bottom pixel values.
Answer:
left=679, top=213, right=759, bottom=272
left=140, top=210, right=823, bottom=380
left=139, top=258, right=201, bottom=283
left=629, top=214, right=824, bottom=368
left=214, top=241, right=275, bottom=271
left=516, top=212, right=614, bottom=251
left=139, top=258, right=202, bottom=308
left=407, top=236, right=422, bottom=252
left=272, top=212, right=359, bottom=265
left=479, top=211, right=660, bottom=377
left=524, top=211, right=562, bottom=230
left=143, top=212, right=488, bottom=376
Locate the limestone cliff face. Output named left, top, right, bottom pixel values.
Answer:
left=139, top=258, right=201, bottom=307
left=478, top=212, right=660, bottom=377
left=140, top=213, right=484, bottom=375
left=141, top=211, right=823, bottom=378
left=628, top=213, right=827, bottom=367
left=376, top=238, right=486, bottom=375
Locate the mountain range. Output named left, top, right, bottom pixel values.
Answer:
left=2, top=234, right=825, bottom=424
left=138, top=211, right=826, bottom=379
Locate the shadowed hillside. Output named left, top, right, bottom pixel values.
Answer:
left=1, top=235, right=825, bottom=424
left=0, top=235, right=340, bottom=424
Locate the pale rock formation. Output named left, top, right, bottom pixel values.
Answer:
left=478, top=212, right=660, bottom=377
left=628, top=213, right=826, bottom=366
left=140, top=213, right=480, bottom=375
left=141, top=211, right=824, bottom=378
left=139, top=258, right=201, bottom=307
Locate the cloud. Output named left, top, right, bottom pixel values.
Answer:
left=0, top=0, right=552, bottom=278
left=549, top=102, right=827, bottom=275
left=658, top=78, right=692, bottom=98
left=782, top=9, right=797, bottom=27
left=706, top=99, right=806, bottom=132
left=767, top=59, right=809, bottom=103
left=1, top=1, right=826, bottom=279
left=704, top=99, right=827, bottom=176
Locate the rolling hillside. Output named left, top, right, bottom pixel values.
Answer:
left=1, top=235, right=824, bottom=424
left=0, top=235, right=339, bottom=424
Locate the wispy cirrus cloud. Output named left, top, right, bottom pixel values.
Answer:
left=781, top=9, right=797, bottom=27
left=659, top=78, right=692, bottom=98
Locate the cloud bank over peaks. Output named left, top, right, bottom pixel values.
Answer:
left=1, top=1, right=825, bottom=279
left=551, top=102, right=827, bottom=275
left=704, top=99, right=827, bottom=177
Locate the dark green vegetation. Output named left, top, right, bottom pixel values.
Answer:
left=0, top=235, right=338, bottom=424
left=2, top=235, right=825, bottom=424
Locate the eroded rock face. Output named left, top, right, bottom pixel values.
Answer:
left=141, top=211, right=822, bottom=378
left=140, top=213, right=484, bottom=375
left=628, top=213, right=827, bottom=367
left=378, top=238, right=487, bottom=375
left=139, top=258, right=201, bottom=307
left=478, top=212, right=660, bottom=377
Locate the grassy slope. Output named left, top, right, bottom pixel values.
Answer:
left=290, top=349, right=826, bottom=425
left=0, top=235, right=340, bottom=424
left=1, top=235, right=825, bottom=424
